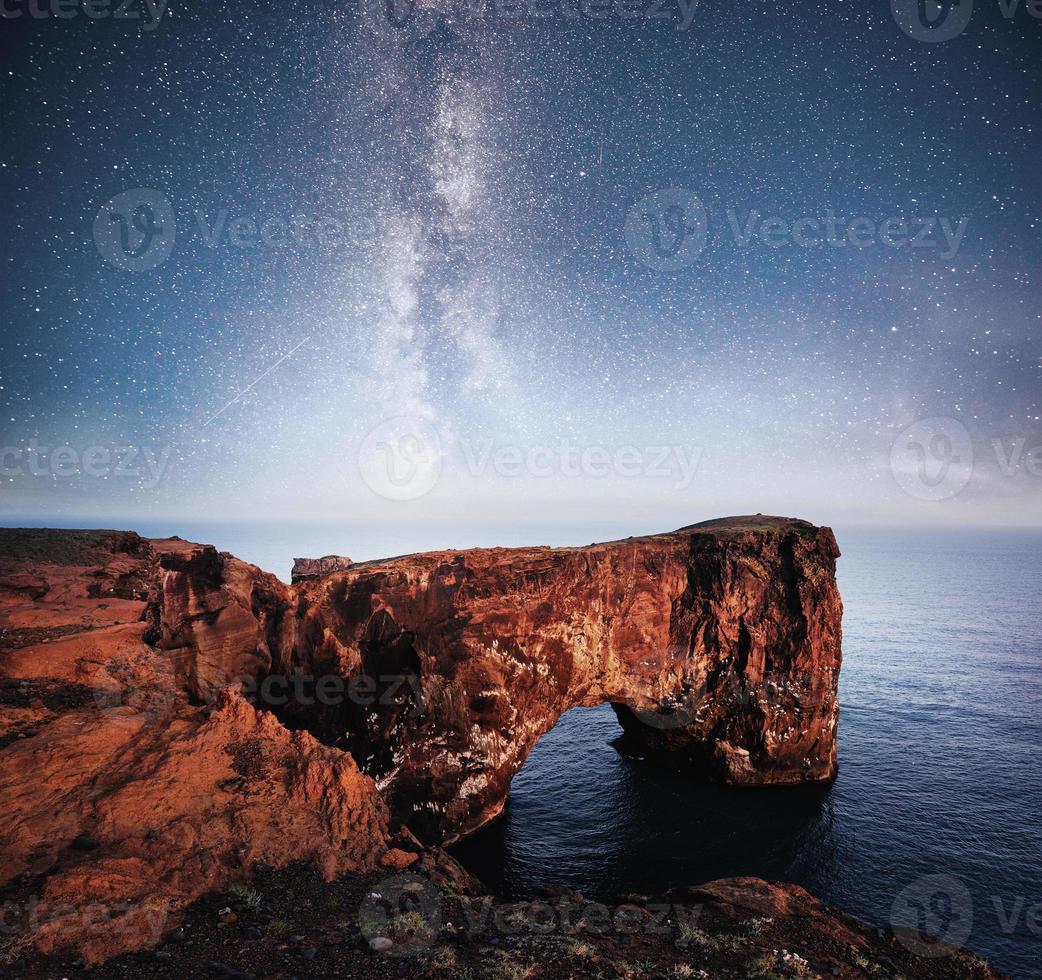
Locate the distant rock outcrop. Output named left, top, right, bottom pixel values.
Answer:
left=291, top=554, right=354, bottom=582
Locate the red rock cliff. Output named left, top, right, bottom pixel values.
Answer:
left=278, top=515, right=843, bottom=843
left=0, top=516, right=843, bottom=961
left=0, top=531, right=398, bottom=964
left=153, top=515, right=842, bottom=844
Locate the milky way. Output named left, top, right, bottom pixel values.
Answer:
left=1, top=0, right=1040, bottom=535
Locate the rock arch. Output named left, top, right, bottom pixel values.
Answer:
left=160, top=516, right=843, bottom=846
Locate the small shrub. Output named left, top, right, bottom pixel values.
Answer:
left=227, top=883, right=262, bottom=910
left=395, top=908, right=436, bottom=938
left=484, top=960, right=538, bottom=980
left=676, top=925, right=718, bottom=951
left=430, top=945, right=458, bottom=971
left=0, top=935, right=33, bottom=966
left=264, top=919, right=292, bottom=938
left=747, top=916, right=774, bottom=936
left=565, top=938, right=595, bottom=960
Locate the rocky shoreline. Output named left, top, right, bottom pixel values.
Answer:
left=0, top=523, right=1001, bottom=977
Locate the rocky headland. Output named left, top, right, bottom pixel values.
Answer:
left=0, top=521, right=1001, bottom=977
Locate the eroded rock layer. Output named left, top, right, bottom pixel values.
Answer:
left=147, top=516, right=842, bottom=843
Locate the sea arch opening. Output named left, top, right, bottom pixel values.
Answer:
left=449, top=702, right=836, bottom=902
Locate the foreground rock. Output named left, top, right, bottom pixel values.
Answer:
left=6, top=864, right=1005, bottom=979
left=0, top=530, right=398, bottom=964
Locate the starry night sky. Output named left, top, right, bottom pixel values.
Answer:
left=1, top=0, right=1040, bottom=546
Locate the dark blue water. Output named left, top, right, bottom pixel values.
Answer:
left=453, top=529, right=1042, bottom=979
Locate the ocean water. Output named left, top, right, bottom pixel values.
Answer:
left=452, top=529, right=1042, bottom=979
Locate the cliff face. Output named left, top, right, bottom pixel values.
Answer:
left=282, top=516, right=842, bottom=842
left=0, top=517, right=843, bottom=963
left=153, top=516, right=842, bottom=844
